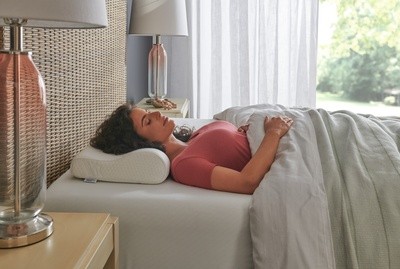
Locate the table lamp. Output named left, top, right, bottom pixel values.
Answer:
left=0, top=0, right=108, bottom=248
left=129, top=0, right=188, bottom=100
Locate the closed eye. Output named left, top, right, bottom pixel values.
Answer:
left=141, top=111, right=151, bottom=127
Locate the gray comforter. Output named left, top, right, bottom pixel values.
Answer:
left=214, top=104, right=400, bottom=269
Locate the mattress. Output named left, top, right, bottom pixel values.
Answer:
left=44, top=118, right=253, bottom=269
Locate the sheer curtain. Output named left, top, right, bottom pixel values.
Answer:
left=167, top=0, right=319, bottom=119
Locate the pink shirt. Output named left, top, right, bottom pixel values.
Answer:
left=171, top=121, right=251, bottom=189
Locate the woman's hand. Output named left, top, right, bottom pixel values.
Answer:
left=264, top=116, right=293, bottom=138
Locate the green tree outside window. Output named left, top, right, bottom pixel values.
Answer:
left=318, top=0, right=400, bottom=104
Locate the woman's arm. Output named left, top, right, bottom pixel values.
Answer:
left=210, top=116, right=293, bottom=194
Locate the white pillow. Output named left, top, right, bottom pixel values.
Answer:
left=70, top=146, right=170, bottom=184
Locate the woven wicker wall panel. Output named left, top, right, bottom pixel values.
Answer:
left=0, top=0, right=127, bottom=186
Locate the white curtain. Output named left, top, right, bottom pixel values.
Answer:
left=167, top=0, right=319, bottom=119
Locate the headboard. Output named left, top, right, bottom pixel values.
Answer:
left=0, top=0, right=127, bottom=186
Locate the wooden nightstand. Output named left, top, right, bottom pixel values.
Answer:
left=0, top=212, right=119, bottom=269
left=136, top=98, right=190, bottom=118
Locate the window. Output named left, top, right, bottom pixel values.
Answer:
left=317, top=0, right=400, bottom=116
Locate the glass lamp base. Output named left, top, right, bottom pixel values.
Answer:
left=0, top=213, right=53, bottom=248
left=148, top=42, right=168, bottom=99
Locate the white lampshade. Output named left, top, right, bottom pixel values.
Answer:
left=129, top=0, right=188, bottom=36
left=0, top=0, right=108, bottom=28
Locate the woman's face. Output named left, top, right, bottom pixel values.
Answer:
left=130, top=108, right=175, bottom=143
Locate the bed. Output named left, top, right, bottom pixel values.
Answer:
left=44, top=118, right=254, bottom=269
left=45, top=106, right=400, bottom=269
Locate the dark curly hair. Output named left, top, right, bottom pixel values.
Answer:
left=90, top=103, right=194, bottom=155
left=90, top=103, right=165, bottom=155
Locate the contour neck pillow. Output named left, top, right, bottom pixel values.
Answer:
left=70, top=146, right=170, bottom=184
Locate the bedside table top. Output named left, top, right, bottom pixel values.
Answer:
left=136, top=98, right=190, bottom=118
left=0, top=212, right=118, bottom=269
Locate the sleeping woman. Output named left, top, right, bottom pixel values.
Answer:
left=90, top=103, right=293, bottom=194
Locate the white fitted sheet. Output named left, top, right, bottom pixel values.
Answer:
left=44, top=118, right=253, bottom=269
left=45, top=171, right=253, bottom=269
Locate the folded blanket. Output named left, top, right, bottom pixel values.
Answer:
left=215, top=105, right=400, bottom=269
